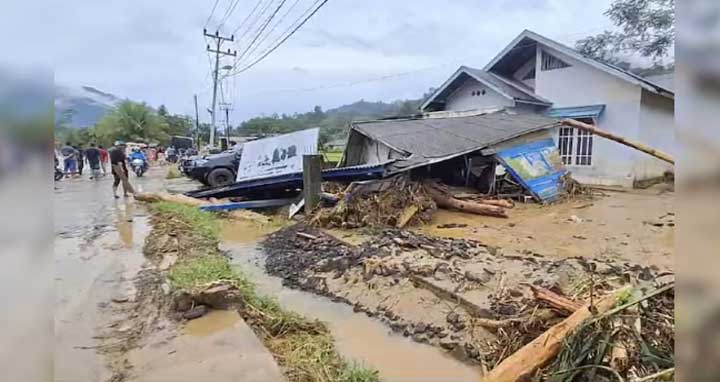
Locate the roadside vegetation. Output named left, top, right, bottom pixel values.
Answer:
left=148, top=201, right=379, bottom=382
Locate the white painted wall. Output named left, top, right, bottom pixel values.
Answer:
left=635, top=90, right=675, bottom=180
left=445, top=78, right=514, bottom=111
left=535, top=45, right=643, bottom=187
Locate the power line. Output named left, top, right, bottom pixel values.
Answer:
left=204, top=0, right=221, bottom=28
left=235, top=0, right=288, bottom=63
left=232, top=0, right=275, bottom=48
left=229, top=0, right=330, bottom=76
left=238, top=0, right=304, bottom=67
left=231, top=0, right=266, bottom=36
left=218, top=0, right=241, bottom=28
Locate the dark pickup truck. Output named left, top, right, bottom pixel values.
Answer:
left=181, top=149, right=241, bottom=187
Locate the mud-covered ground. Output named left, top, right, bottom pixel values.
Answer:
left=418, top=185, right=674, bottom=270
left=263, top=222, right=673, bottom=369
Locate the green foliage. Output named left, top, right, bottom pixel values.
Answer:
left=168, top=254, right=242, bottom=290
left=95, top=100, right=169, bottom=146
left=339, top=362, right=380, bottom=382
left=151, top=201, right=218, bottom=241
left=575, top=0, right=674, bottom=63
left=236, top=98, right=425, bottom=146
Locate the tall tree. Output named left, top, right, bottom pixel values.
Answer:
left=576, top=0, right=674, bottom=63
left=95, top=101, right=169, bottom=146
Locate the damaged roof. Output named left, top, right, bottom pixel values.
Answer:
left=351, top=110, right=560, bottom=162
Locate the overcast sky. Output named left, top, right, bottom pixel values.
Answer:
left=8, top=0, right=616, bottom=123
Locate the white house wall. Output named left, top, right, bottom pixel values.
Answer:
left=535, top=45, right=643, bottom=187
left=635, top=89, right=675, bottom=181
left=445, top=78, right=514, bottom=111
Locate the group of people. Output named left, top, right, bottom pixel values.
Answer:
left=58, top=141, right=150, bottom=198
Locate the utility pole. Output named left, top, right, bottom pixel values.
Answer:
left=219, top=102, right=233, bottom=147
left=193, top=94, right=200, bottom=148
left=204, top=29, right=236, bottom=148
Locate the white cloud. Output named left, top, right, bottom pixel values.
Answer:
left=7, top=0, right=616, bottom=122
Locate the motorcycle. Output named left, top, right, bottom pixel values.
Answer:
left=130, top=158, right=146, bottom=177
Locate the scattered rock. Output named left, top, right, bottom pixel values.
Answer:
left=111, top=296, right=130, bottom=303
left=440, top=338, right=459, bottom=350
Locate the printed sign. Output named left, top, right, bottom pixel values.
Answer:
left=496, top=138, right=566, bottom=202
left=236, top=128, right=319, bottom=181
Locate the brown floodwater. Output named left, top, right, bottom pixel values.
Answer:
left=182, top=309, right=241, bottom=337
left=222, top=240, right=483, bottom=382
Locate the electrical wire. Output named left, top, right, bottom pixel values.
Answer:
left=229, top=0, right=329, bottom=75
left=240, top=0, right=304, bottom=65
left=204, top=0, right=222, bottom=28
left=230, top=0, right=265, bottom=36
left=235, top=0, right=288, bottom=63
left=218, top=0, right=242, bottom=29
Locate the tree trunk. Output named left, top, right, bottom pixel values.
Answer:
left=562, top=118, right=674, bottom=165
left=482, top=286, right=630, bottom=382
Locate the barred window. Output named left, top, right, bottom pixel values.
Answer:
left=558, top=122, right=593, bottom=166
left=541, top=51, right=570, bottom=71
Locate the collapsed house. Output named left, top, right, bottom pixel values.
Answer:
left=419, top=30, right=675, bottom=188
left=340, top=109, right=567, bottom=202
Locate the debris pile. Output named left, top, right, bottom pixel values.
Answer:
left=262, top=224, right=674, bottom=380
left=311, top=176, right=437, bottom=229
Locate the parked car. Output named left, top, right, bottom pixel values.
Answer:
left=183, top=149, right=241, bottom=187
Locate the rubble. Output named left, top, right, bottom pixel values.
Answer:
left=261, top=223, right=674, bottom=379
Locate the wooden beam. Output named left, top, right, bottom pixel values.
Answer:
left=561, top=118, right=674, bottom=165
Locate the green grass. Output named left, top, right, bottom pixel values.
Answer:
left=151, top=201, right=379, bottom=382
left=339, top=362, right=380, bottom=382
left=151, top=201, right=219, bottom=242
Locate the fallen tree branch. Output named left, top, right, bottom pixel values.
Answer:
left=296, top=232, right=319, bottom=240
left=482, top=286, right=631, bottom=382
left=531, top=286, right=583, bottom=315
left=425, top=183, right=508, bottom=218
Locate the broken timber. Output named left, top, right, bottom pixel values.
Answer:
left=481, top=286, right=630, bottom=382
left=562, top=118, right=675, bottom=165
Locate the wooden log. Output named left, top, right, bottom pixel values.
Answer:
left=296, top=232, right=319, bottom=240
left=561, top=118, right=674, bottom=165
left=134, top=191, right=208, bottom=207
left=481, top=286, right=630, bottom=382
left=530, top=286, right=583, bottom=315
left=480, top=199, right=515, bottom=209
left=426, top=187, right=507, bottom=218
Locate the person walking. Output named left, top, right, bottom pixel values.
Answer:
left=74, top=145, right=85, bottom=176
left=84, top=143, right=101, bottom=180
left=110, top=141, right=135, bottom=198
left=60, top=142, right=77, bottom=177
left=98, top=145, right=109, bottom=175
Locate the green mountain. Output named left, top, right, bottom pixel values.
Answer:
left=236, top=97, right=427, bottom=144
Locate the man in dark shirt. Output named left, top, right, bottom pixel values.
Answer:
left=110, top=141, right=135, bottom=198
left=84, top=143, right=101, bottom=179
left=74, top=145, right=85, bottom=176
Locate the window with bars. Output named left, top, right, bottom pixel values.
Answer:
left=541, top=51, right=570, bottom=71
left=558, top=123, right=593, bottom=166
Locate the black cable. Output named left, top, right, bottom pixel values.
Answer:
left=235, top=0, right=288, bottom=63
left=232, top=0, right=330, bottom=75
left=204, top=0, right=221, bottom=28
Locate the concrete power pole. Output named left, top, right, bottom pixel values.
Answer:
left=204, top=29, right=236, bottom=148
left=193, top=94, right=200, bottom=148
left=219, top=102, right=233, bottom=147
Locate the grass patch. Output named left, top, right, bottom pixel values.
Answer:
left=150, top=202, right=379, bottom=382
left=151, top=201, right=219, bottom=242
left=166, top=166, right=183, bottom=179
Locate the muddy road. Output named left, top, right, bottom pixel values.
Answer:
left=54, top=168, right=164, bottom=381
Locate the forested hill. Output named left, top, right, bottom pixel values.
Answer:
left=236, top=96, right=430, bottom=143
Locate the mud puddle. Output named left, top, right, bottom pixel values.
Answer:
left=223, top=241, right=483, bottom=382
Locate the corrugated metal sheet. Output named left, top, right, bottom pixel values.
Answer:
left=495, top=138, right=566, bottom=202
left=546, top=104, right=605, bottom=119
left=352, top=110, right=559, bottom=161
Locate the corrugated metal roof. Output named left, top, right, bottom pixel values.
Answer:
left=351, top=110, right=560, bottom=160
left=546, top=104, right=605, bottom=119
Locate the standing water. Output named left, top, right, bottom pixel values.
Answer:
left=222, top=226, right=483, bottom=382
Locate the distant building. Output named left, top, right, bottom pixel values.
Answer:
left=420, top=30, right=675, bottom=187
